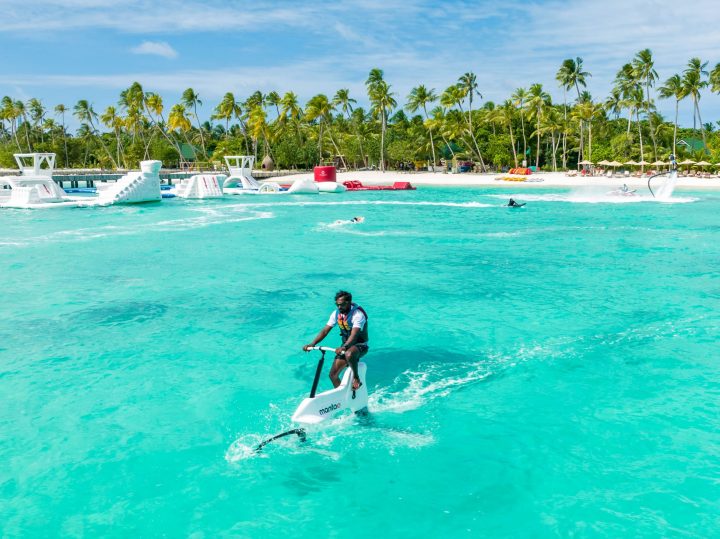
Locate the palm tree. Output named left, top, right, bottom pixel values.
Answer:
left=710, top=62, right=720, bottom=94
left=144, top=92, right=184, bottom=161
left=658, top=74, right=685, bottom=157
left=527, top=83, right=551, bottom=168
left=498, top=100, right=519, bottom=167
left=563, top=58, right=590, bottom=165
left=333, top=89, right=358, bottom=168
left=266, top=91, right=281, bottom=118
left=604, top=88, right=623, bottom=120
left=427, top=106, right=455, bottom=161
left=28, top=98, right=45, bottom=145
left=279, top=91, right=305, bottom=150
left=614, top=63, right=640, bottom=140
left=555, top=58, right=589, bottom=168
left=73, top=99, right=118, bottom=168
left=457, top=72, right=486, bottom=171
left=14, top=100, right=32, bottom=151
left=305, top=94, right=337, bottom=164
left=366, top=69, right=396, bottom=171
left=406, top=85, right=438, bottom=167
left=247, top=104, right=271, bottom=160
left=572, top=100, right=603, bottom=165
left=119, top=82, right=149, bottom=156
left=181, top=88, right=207, bottom=158
left=212, top=92, right=242, bottom=141
left=168, top=103, right=193, bottom=165
left=632, top=49, right=659, bottom=160
left=683, top=57, right=709, bottom=149
left=100, top=105, right=125, bottom=168
left=54, top=104, right=70, bottom=167
left=511, top=88, right=529, bottom=164
left=441, top=83, right=486, bottom=170
left=1, top=96, right=22, bottom=151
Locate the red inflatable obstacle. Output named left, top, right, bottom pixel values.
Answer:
left=343, top=180, right=416, bottom=191
left=314, top=166, right=337, bottom=182
left=508, top=167, right=532, bottom=175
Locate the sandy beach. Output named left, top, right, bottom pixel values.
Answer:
left=271, top=169, right=720, bottom=190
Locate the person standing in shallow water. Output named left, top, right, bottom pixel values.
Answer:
left=302, top=290, right=369, bottom=390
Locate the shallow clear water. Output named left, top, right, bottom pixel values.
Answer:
left=2, top=187, right=719, bottom=537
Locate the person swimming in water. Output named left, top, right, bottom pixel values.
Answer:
left=332, top=216, right=365, bottom=226
left=507, top=198, right=525, bottom=207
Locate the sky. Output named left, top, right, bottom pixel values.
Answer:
left=1, top=0, right=720, bottom=132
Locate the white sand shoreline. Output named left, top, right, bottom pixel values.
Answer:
left=271, top=170, right=720, bottom=190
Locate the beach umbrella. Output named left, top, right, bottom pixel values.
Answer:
left=637, top=160, right=650, bottom=166
left=696, top=160, right=711, bottom=166
left=624, top=160, right=638, bottom=165
left=609, top=161, right=623, bottom=167
left=578, top=160, right=594, bottom=165
left=597, top=159, right=611, bottom=166
left=651, top=160, right=666, bottom=166
left=678, top=159, right=696, bottom=165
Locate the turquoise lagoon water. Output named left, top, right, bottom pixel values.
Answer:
left=1, top=186, right=719, bottom=537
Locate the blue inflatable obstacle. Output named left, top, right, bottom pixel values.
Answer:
left=63, top=187, right=97, bottom=194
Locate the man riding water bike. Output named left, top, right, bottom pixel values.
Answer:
left=303, top=290, right=368, bottom=390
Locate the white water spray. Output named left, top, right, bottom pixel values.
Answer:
left=653, top=169, right=678, bottom=200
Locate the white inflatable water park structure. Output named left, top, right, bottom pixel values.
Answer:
left=167, top=174, right=225, bottom=199
left=0, top=153, right=162, bottom=209
left=222, top=156, right=324, bottom=195
left=94, top=159, right=162, bottom=205
left=0, top=152, right=352, bottom=209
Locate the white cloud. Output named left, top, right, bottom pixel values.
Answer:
left=131, top=41, right=178, bottom=59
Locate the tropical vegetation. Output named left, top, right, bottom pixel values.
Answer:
left=2, top=52, right=720, bottom=171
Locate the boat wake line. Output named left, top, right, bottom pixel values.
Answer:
left=225, top=350, right=528, bottom=463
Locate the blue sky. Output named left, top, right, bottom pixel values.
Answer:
left=2, top=0, right=719, bottom=131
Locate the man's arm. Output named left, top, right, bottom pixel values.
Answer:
left=303, top=325, right=332, bottom=351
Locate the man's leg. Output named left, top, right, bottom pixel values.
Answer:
left=343, top=346, right=366, bottom=390
left=329, top=356, right=347, bottom=388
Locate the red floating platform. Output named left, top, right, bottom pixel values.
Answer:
left=343, top=180, right=416, bottom=191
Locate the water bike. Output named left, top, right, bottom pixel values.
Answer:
left=606, top=187, right=637, bottom=197
left=255, top=346, right=369, bottom=452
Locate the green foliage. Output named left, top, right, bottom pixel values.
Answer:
left=2, top=62, right=720, bottom=171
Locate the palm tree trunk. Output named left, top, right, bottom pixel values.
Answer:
left=327, top=127, right=346, bottom=169
left=562, top=88, right=567, bottom=169
left=645, top=82, right=657, bottom=161
left=672, top=100, right=678, bottom=157
left=535, top=116, right=541, bottom=168
left=695, top=99, right=707, bottom=149
left=637, top=109, right=644, bottom=172
left=194, top=104, right=207, bottom=158
left=10, top=121, right=21, bottom=152
left=61, top=117, right=69, bottom=168
left=626, top=109, right=632, bottom=136
left=509, top=123, right=518, bottom=167
left=380, top=111, right=386, bottom=172
left=318, top=122, right=324, bottom=164
left=21, top=114, right=32, bottom=151
left=89, top=120, right=118, bottom=169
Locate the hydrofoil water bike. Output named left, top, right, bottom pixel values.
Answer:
left=255, top=346, right=368, bottom=451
